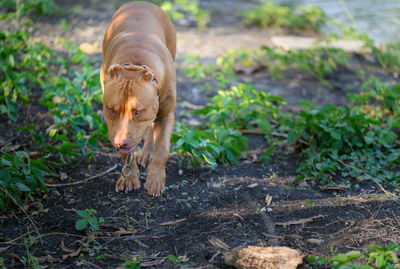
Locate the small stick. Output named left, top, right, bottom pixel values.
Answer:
left=45, top=164, right=118, bottom=188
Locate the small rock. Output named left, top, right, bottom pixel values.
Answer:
left=307, top=238, right=324, bottom=245
left=298, top=181, right=308, bottom=188
left=248, top=183, right=258, bottom=188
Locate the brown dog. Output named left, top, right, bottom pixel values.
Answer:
left=100, top=2, right=176, bottom=196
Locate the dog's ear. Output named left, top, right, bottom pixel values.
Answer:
left=143, top=69, right=159, bottom=89
left=107, top=64, right=123, bottom=79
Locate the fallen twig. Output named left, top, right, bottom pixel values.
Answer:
left=45, top=164, right=118, bottom=188
left=275, top=214, right=325, bottom=226
left=159, top=218, right=187, bottom=226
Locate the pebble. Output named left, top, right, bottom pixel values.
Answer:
left=307, top=238, right=324, bottom=245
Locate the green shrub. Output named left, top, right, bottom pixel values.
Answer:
left=171, top=124, right=248, bottom=167
left=288, top=99, right=400, bottom=183
left=239, top=1, right=327, bottom=32
left=0, top=151, right=50, bottom=211
left=0, top=28, right=51, bottom=122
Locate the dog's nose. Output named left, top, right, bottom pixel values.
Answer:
left=115, top=138, right=130, bottom=149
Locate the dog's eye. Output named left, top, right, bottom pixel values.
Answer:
left=132, top=109, right=145, bottom=117
left=106, top=106, right=115, bottom=116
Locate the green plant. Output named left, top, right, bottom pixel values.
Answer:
left=21, top=236, right=41, bottom=269
left=195, top=83, right=286, bottom=133
left=348, top=76, right=400, bottom=120
left=167, top=254, right=188, bottom=264
left=239, top=1, right=327, bottom=32
left=171, top=124, right=248, bottom=167
left=0, top=151, right=50, bottom=211
left=0, top=28, right=51, bottom=122
left=75, top=209, right=105, bottom=232
left=123, top=256, right=145, bottom=269
left=288, top=100, right=400, bottom=183
left=307, top=244, right=400, bottom=268
left=374, top=42, right=400, bottom=73
left=0, top=0, right=59, bottom=17
left=161, top=0, right=210, bottom=30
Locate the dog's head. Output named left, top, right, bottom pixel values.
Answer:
left=102, top=64, right=159, bottom=154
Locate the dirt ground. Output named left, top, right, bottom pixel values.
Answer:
left=1, top=0, right=400, bottom=268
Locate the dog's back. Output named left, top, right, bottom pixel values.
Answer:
left=102, top=2, right=176, bottom=59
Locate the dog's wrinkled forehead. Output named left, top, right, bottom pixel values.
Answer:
left=107, top=63, right=158, bottom=87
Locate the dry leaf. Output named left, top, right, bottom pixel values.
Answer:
left=44, top=178, right=57, bottom=184
left=112, top=228, right=136, bottom=237
left=60, top=241, right=75, bottom=253
left=275, top=214, right=324, bottom=226
left=61, top=247, right=81, bottom=260
left=8, top=253, right=21, bottom=261
left=36, top=254, right=56, bottom=263
left=28, top=151, right=41, bottom=159
left=60, top=172, right=68, bottom=181
left=141, top=258, right=166, bottom=267
left=319, top=185, right=349, bottom=192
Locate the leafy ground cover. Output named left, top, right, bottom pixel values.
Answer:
left=1, top=0, right=400, bottom=268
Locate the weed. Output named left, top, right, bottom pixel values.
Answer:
left=239, top=1, right=327, bottom=32
left=75, top=209, right=105, bottom=232
left=21, top=236, right=40, bottom=269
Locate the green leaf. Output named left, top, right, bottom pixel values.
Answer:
left=75, top=219, right=88, bottom=231
left=76, top=210, right=89, bottom=218
left=11, top=182, right=31, bottom=192
left=330, top=131, right=341, bottom=141
left=88, top=217, right=99, bottom=231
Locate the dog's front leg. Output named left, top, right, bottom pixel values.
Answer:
left=144, top=112, right=174, bottom=196
left=138, top=126, right=154, bottom=168
left=116, top=152, right=141, bottom=193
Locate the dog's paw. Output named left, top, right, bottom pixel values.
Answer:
left=138, top=147, right=153, bottom=168
left=144, top=169, right=165, bottom=197
left=115, top=172, right=140, bottom=193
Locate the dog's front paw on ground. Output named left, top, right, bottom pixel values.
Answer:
left=138, top=147, right=153, bottom=168
left=144, top=169, right=166, bottom=197
left=115, top=173, right=140, bottom=193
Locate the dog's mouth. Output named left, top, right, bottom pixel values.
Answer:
left=119, top=145, right=136, bottom=154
